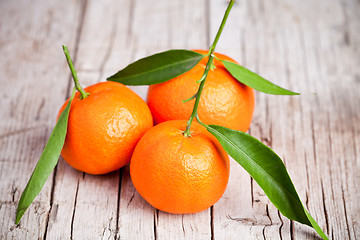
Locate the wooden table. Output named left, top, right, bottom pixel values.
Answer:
left=1, top=0, right=359, bottom=239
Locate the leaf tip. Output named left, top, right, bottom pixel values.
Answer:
left=15, top=209, right=24, bottom=225
left=106, top=75, right=115, bottom=81
left=286, top=91, right=300, bottom=96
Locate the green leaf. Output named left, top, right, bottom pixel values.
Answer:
left=107, top=49, right=204, bottom=85
left=205, top=124, right=328, bottom=240
left=15, top=89, right=76, bottom=224
left=222, top=60, right=299, bottom=95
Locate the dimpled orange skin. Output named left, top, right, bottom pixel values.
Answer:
left=147, top=50, right=255, bottom=132
left=58, top=81, right=153, bottom=175
left=130, top=120, right=230, bottom=214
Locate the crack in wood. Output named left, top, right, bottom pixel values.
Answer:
left=262, top=226, right=266, bottom=240
left=328, top=163, right=336, bottom=206
left=210, top=206, right=214, bottom=240
left=290, top=220, right=294, bottom=240
left=305, top=191, right=309, bottom=210
left=277, top=210, right=284, bottom=240
left=114, top=169, right=122, bottom=240
left=303, top=151, right=310, bottom=209
left=43, top=164, right=58, bottom=240
left=341, top=186, right=351, bottom=239
left=310, top=112, right=318, bottom=166
left=181, top=214, right=185, bottom=236
left=262, top=204, right=273, bottom=240
left=10, top=181, right=17, bottom=203
left=153, top=209, right=158, bottom=240
left=101, top=224, right=107, bottom=240
left=354, top=226, right=358, bottom=240
left=226, top=215, right=273, bottom=227
left=126, top=193, right=135, bottom=208
left=101, top=217, right=114, bottom=240
left=35, top=98, right=45, bottom=121
left=265, top=205, right=272, bottom=225
left=70, top=179, right=80, bottom=240
left=320, top=180, right=329, bottom=234
left=250, top=177, right=254, bottom=207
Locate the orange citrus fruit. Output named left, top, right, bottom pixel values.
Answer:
left=130, top=120, right=230, bottom=214
left=58, top=81, right=153, bottom=175
left=147, top=50, right=255, bottom=132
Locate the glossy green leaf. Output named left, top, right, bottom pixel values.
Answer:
left=205, top=124, right=328, bottom=240
left=107, top=49, right=204, bottom=85
left=222, top=60, right=299, bottom=95
left=15, top=89, right=76, bottom=224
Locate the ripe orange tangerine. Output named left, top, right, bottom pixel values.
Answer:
left=58, top=81, right=153, bottom=175
left=147, top=50, right=255, bottom=132
left=130, top=120, right=230, bottom=214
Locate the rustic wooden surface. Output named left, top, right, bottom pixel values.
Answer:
left=0, top=0, right=359, bottom=239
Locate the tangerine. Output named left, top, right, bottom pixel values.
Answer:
left=147, top=50, right=255, bottom=132
left=58, top=81, right=153, bottom=175
left=130, top=120, right=230, bottom=214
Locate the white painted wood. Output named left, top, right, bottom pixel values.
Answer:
left=45, top=0, right=130, bottom=238
left=156, top=210, right=211, bottom=240
left=210, top=0, right=360, bottom=239
left=0, top=0, right=83, bottom=239
left=115, top=1, right=212, bottom=239
left=210, top=1, right=293, bottom=239
left=116, top=166, right=155, bottom=240
left=0, top=0, right=359, bottom=239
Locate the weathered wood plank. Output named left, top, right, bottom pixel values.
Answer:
left=115, top=50, right=155, bottom=240
left=210, top=0, right=360, bottom=239
left=0, top=0, right=359, bottom=239
left=45, top=0, right=126, bottom=238
left=210, top=1, right=293, bottom=239
left=113, top=1, right=212, bottom=239
left=0, top=0, right=83, bottom=239
left=116, top=166, right=155, bottom=240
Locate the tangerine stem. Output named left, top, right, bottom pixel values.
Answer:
left=62, top=45, right=90, bottom=99
left=183, top=0, right=235, bottom=137
left=183, top=55, right=213, bottom=137
left=208, top=0, right=235, bottom=54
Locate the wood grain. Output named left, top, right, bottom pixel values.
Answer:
left=0, top=0, right=359, bottom=239
left=0, top=0, right=84, bottom=238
